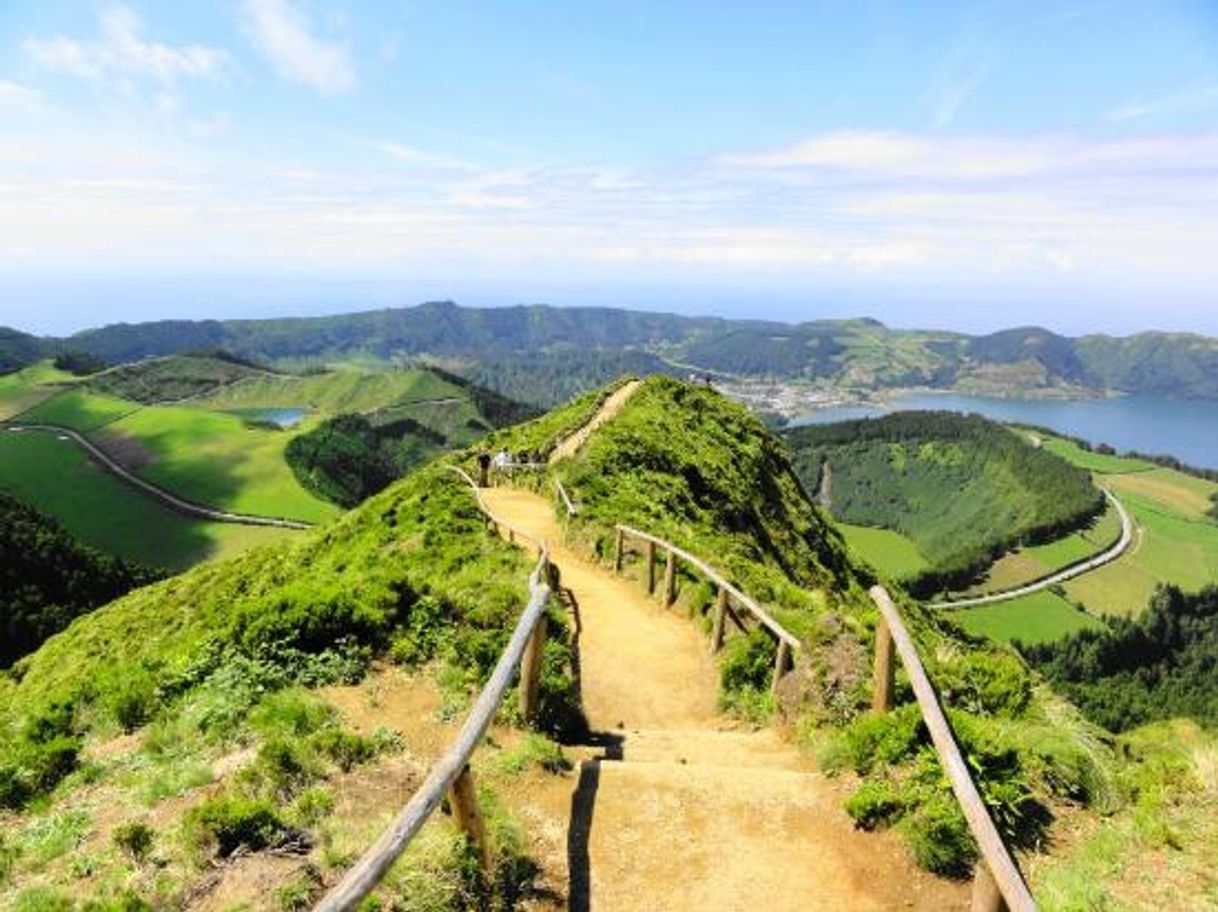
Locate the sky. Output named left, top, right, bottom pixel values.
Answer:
left=1, top=1, right=1218, bottom=336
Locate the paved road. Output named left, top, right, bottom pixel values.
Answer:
left=2, top=422, right=313, bottom=530
left=929, top=488, right=1133, bottom=609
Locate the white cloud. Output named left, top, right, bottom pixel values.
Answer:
left=0, top=80, right=42, bottom=108
left=24, top=6, right=227, bottom=84
left=242, top=0, right=356, bottom=96
left=373, top=142, right=474, bottom=171
left=1109, top=85, right=1218, bottom=123
left=932, top=65, right=989, bottom=127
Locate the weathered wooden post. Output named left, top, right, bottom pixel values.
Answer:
left=872, top=616, right=895, bottom=713
left=663, top=548, right=677, bottom=607
left=449, top=765, right=490, bottom=870
left=970, top=861, right=1008, bottom=912
left=519, top=614, right=548, bottom=720
left=710, top=586, right=728, bottom=652
left=771, top=640, right=791, bottom=695
left=614, top=528, right=625, bottom=573
left=646, top=539, right=657, bottom=594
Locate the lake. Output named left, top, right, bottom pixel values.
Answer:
left=793, top=392, right=1218, bottom=470
left=230, top=407, right=308, bottom=429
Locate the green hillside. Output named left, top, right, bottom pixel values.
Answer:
left=0, top=493, right=159, bottom=666
left=783, top=412, right=1103, bottom=594
left=82, top=353, right=274, bottom=403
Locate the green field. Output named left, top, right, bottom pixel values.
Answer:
left=961, top=503, right=1122, bottom=595
left=0, top=363, right=76, bottom=419
left=18, top=388, right=139, bottom=431
left=201, top=368, right=461, bottom=415
left=834, top=521, right=930, bottom=580
left=101, top=405, right=338, bottom=523
left=0, top=429, right=296, bottom=569
left=1036, top=434, right=1155, bottom=474
left=946, top=589, right=1105, bottom=644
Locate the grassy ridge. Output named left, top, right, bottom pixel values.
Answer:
left=834, top=522, right=930, bottom=581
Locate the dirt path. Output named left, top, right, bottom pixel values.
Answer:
left=548, top=380, right=642, bottom=465
left=480, top=486, right=967, bottom=911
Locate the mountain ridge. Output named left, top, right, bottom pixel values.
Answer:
left=6, top=302, right=1218, bottom=401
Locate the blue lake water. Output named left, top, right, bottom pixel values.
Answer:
left=233, top=407, right=307, bottom=429
left=793, top=393, right=1218, bottom=470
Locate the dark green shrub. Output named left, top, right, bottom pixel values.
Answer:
left=311, top=730, right=377, bottom=772
left=845, top=779, right=905, bottom=830
left=106, top=672, right=160, bottom=732
left=720, top=628, right=777, bottom=693
left=935, top=650, right=1032, bottom=718
left=112, top=821, right=155, bottom=862
left=185, top=794, right=293, bottom=857
left=898, top=793, right=977, bottom=877
left=835, top=704, right=925, bottom=774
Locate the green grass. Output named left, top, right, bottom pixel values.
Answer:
left=1038, top=435, right=1155, bottom=474
left=835, top=522, right=930, bottom=581
left=947, top=590, right=1105, bottom=644
left=963, top=504, right=1122, bottom=595
left=17, top=389, right=136, bottom=431
left=0, top=429, right=296, bottom=570
left=101, top=405, right=337, bottom=523
left=0, top=363, right=76, bottom=420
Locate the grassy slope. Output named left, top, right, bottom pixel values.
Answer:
left=0, top=363, right=77, bottom=420
left=103, top=406, right=337, bottom=523
left=83, top=355, right=270, bottom=404
left=19, top=388, right=137, bottom=431
left=0, top=464, right=572, bottom=908
left=948, top=590, right=1103, bottom=644
left=0, top=429, right=293, bottom=570
left=834, top=521, right=931, bottom=582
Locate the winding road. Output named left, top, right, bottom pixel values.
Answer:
left=1, top=422, right=313, bottom=530
left=928, top=487, right=1133, bottom=609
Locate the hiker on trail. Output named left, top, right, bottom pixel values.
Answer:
left=477, top=451, right=491, bottom=487
left=493, top=449, right=511, bottom=469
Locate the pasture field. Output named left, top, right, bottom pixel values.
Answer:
left=1036, top=434, right=1155, bottom=474
left=0, top=363, right=77, bottom=419
left=834, top=521, right=930, bottom=581
left=200, top=367, right=463, bottom=415
left=18, top=388, right=138, bottom=431
left=962, top=503, right=1123, bottom=595
left=946, top=589, right=1104, bottom=644
left=101, top=405, right=337, bottom=523
left=0, top=429, right=296, bottom=569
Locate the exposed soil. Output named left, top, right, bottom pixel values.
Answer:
left=548, top=380, right=642, bottom=464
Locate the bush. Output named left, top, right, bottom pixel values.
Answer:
left=898, top=793, right=977, bottom=877
left=831, top=704, right=925, bottom=774
left=845, top=779, right=905, bottom=830
left=112, top=821, right=155, bottom=862
left=185, top=794, right=294, bottom=857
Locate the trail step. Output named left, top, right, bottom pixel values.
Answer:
left=603, top=727, right=810, bottom=772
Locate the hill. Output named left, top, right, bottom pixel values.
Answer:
left=0, top=493, right=159, bottom=666
left=0, top=328, right=49, bottom=374
left=81, top=352, right=276, bottom=404
left=15, top=302, right=1218, bottom=404
left=783, top=412, right=1104, bottom=594
left=0, top=376, right=1124, bottom=908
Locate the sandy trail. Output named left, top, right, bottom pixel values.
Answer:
left=480, top=486, right=967, bottom=911
left=548, top=379, right=642, bottom=464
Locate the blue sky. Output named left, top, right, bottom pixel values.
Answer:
left=1, top=1, right=1218, bottom=335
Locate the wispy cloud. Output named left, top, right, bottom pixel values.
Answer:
left=24, top=6, right=227, bottom=84
left=372, top=142, right=475, bottom=172
left=0, top=80, right=42, bottom=108
left=242, top=0, right=356, bottom=96
left=932, top=64, right=988, bottom=127
left=1108, top=84, right=1218, bottom=123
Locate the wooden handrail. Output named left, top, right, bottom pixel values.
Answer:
left=315, top=472, right=552, bottom=911
left=869, top=586, right=1036, bottom=912
left=448, top=466, right=545, bottom=552
left=615, top=524, right=801, bottom=649
left=554, top=478, right=577, bottom=517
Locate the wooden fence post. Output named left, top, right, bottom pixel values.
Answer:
left=710, top=586, right=728, bottom=652
left=449, top=765, right=490, bottom=871
left=970, top=861, right=1008, bottom=912
left=771, top=641, right=791, bottom=695
left=614, top=528, right=624, bottom=573
left=519, top=615, right=548, bottom=720
left=872, top=617, right=895, bottom=713
left=663, top=548, right=677, bottom=607
left=646, top=539, right=657, bottom=594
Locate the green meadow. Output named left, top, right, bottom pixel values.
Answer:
left=834, top=521, right=930, bottom=581
left=0, top=429, right=296, bottom=569
left=101, top=405, right=338, bottom=523
left=19, top=388, right=139, bottom=431
left=946, top=589, right=1104, bottom=644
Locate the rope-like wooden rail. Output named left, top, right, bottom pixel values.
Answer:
left=554, top=478, right=577, bottom=517
left=615, top=524, right=801, bottom=649
left=869, top=586, right=1036, bottom=912
left=314, top=471, right=552, bottom=911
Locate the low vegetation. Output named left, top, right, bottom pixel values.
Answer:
left=784, top=412, right=1103, bottom=595
left=0, top=493, right=159, bottom=666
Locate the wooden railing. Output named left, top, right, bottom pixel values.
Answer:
left=554, top=478, right=578, bottom=517
left=315, top=468, right=552, bottom=912
left=614, top=525, right=1035, bottom=912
